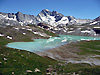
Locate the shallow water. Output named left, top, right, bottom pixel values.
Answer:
left=7, top=35, right=100, bottom=52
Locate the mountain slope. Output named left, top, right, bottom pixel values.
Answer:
left=90, top=16, right=100, bottom=25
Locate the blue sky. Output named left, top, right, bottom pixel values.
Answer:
left=0, top=0, right=100, bottom=19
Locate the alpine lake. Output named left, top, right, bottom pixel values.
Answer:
left=7, top=35, right=100, bottom=53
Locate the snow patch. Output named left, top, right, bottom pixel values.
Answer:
left=14, top=27, right=19, bottom=30
left=77, top=28, right=82, bottom=30
left=33, top=31, right=47, bottom=37
left=70, top=28, right=74, bottom=30
left=93, top=26, right=100, bottom=28
left=63, top=30, right=67, bottom=32
left=22, top=28, right=26, bottom=29
left=7, top=36, right=13, bottom=39
left=23, top=33, right=26, bottom=35
left=6, top=23, right=10, bottom=25
left=90, top=21, right=98, bottom=25
left=56, top=17, right=69, bottom=24
left=45, top=9, right=49, bottom=11
left=81, top=30, right=91, bottom=33
left=67, top=31, right=75, bottom=33
left=27, top=29, right=32, bottom=31
left=28, top=20, right=33, bottom=23
left=19, top=22, right=23, bottom=26
left=0, top=34, right=4, bottom=36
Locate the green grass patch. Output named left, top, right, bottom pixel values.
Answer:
left=0, top=34, right=60, bottom=75
left=92, top=57, right=100, bottom=60
left=1, top=25, right=100, bottom=74
left=76, top=41, right=100, bottom=55
left=56, top=63, right=91, bottom=73
left=0, top=44, right=59, bottom=75
left=56, top=63, right=100, bottom=75
left=36, top=26, right=58, bottom=37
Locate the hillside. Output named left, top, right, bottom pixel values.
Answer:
left=0, top=25, right=100, bottom=75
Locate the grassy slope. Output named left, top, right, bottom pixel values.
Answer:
left=0, top=36, right=59, bottom=75
left=56, top=63, right=100, bottom=75
left=0, top=39, right=100, bottom=75
left=0, top=26, right=59, bottom=75
left=76, top=41, right=100, bottom=55
left=56, top=40, right=100, bottom=75
left=33, top=25, right=58, bottom=37
left=0, top=26, right=58, bottom=75
left=0, top=25, right=100, bottom=74
left=0, top=46, right=58, bottom=75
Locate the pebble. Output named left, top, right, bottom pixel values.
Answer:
left=21, top=55, right=24, bottom=57
left=26, top=57, right=28, bottom=59
left=4, top=58, right=7, bottom=61
left=13, top=59, right=16, bottom=62
left=12, top=72, right=14, bottom=74
left=28, top=52, right=30, bottom=54
left=18, top=50, right=21, bottom=51
left=1, top=54, right=3, bottom=55
left=34, top=68, right=41, bottom=72
left=26, top=70, right=32, bottom=73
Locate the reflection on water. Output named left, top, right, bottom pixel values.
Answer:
left=7, top=35, right=100, bottom=52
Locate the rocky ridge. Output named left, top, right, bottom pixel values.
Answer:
left=0, top=9, right=92, bottom=26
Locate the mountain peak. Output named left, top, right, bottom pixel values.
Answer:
left=16, top=11, right=23, bottom=14
left=45, top=9, right=49, bottom=11
left=94, top=16, right=100, bottom=21
left=42, top=9, right=50, bottom=12
left=37, top=9, right=52, bottom=17
left=52, top=11, right=58, bottom=14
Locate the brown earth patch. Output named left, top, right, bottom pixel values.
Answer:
left=37, top=41, right=86, bottom=61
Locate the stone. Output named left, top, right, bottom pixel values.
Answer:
left=12, top=72, right=14, bottom=74
left=3, top=58, right=7, bottom=61
left=34, top=68, right=41, bottom=72
left=26, top=70, right=32, bottom=73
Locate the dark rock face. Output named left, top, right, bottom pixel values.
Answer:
left=52, top=11, right=58, bottom=16
left=15, top=12, right=24, bottom=22
left=0, top=12, right=8, bottom=16
left=94, top=16, right=100, bottom=21
left=67, top=16, right=75, bottom=22
left=52, top=11, right=64, bottom=22
left=89, top=16, right=100, bottom=25
left=93, top=28, right=100, bottom=34
left=42, top=9, right=52, bottom=16
left=15, top=12, right=36, bottom=22
left=37, top=23, right=49, bottom=29
left=55, top=15, right=62, bottom=22
left=8, top=13, right=15, bottom=18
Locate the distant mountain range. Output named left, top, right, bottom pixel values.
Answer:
left=1, top=9, right=99, bottom=26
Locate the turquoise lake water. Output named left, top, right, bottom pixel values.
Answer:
left=7, top=35, right=100, bottom=52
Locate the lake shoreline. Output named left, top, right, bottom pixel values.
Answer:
left=37, top=40, right=100, bottom=65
